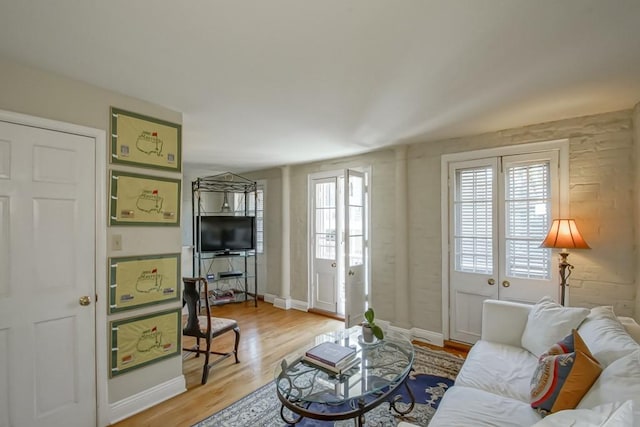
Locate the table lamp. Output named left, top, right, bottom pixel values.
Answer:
left=540, top=219, right=590, bottom=306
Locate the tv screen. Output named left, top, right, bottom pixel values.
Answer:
left=198, top=216, right=255, bottom=252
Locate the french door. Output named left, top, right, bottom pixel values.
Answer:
left=310, top=169, right=368, bottom=325
left=311, top=176, right=341, bottom=313
left=344, top=169, right=367, bottom=328
left=448, top=149, right=561, bottom=344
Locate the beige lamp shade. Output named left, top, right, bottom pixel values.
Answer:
left=540, top=219, right=590, bottom=250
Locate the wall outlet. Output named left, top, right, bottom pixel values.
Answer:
left=112, top=234, right=122, bottom=251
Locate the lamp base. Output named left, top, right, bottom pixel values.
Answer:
left=558, top=252, right=574, bottom=306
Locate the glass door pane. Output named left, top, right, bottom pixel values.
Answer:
left=315, top=181, right=337, bottom=260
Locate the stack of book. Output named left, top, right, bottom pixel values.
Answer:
left=302, top=342, right=359, bottom=375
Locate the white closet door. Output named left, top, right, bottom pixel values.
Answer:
left=0, top=121, right=96, bottom=427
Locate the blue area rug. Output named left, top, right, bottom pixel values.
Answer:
left=194, top=345, right=464, bottom=427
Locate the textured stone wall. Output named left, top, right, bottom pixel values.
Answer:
left=251, top=108, right=638, bottom=333
left=409, top=109, right=636, bottom=333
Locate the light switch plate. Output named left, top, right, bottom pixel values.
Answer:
left=112, top=234, right=122, bottom=251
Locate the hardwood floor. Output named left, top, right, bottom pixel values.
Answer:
left=110, top=301, right=466, bottom=427
left=110, top=301, right=343, bottom=427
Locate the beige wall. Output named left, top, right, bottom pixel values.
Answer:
left=242, top=168, right=284, bottom=297
left=251, top=108, right=638, bottom=333
left=0, top=58, right=184, bottom=406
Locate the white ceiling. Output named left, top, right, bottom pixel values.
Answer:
left=1, top=1, right=640, bottom=171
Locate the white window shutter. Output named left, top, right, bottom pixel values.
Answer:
left=454, top=167, right=493, bottom=274
left=504, top=162, right=551, bottom=279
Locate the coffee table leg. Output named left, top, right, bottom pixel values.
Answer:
left=389, top=378, right=416, bottom=415
left=279, top=404, right=303, bottom=425
left=356, top=398, right=366, bottom=427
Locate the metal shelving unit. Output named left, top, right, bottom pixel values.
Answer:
left=192, top=172, right=258, bottom=307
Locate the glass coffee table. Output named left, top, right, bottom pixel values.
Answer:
left=274, top=327, right=415, bottom=426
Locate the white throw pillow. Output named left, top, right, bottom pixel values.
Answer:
left=578, top=349, right=640, bottom=410
left=578, top=306, right=640, bottom=367
left=521, top=296, right=590, bottom=358
left=531, top=400, right=634, bottom=427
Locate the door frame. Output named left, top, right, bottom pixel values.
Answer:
left=440, top=139, right=569, bottom=341
left=0, top=109, right=108, bottom=426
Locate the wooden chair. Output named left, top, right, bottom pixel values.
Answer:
left=182, top=277, right=240, bottom=384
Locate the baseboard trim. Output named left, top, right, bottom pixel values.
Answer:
left=290, top=299, right=308, bottom=312
left=411, top=327, right=444, bottom=347
left=308, top=308, right=344, bottom=321
left=385, top=324, right=444, bottom=347
left=256, top=300, right=446, bottom=347
left=444, top=339, right=472, bottom=352
left=108, top=375, right=186, bottom=424
left=273, top=297, right=291, bottom=309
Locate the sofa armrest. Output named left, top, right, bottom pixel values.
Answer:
left=481, top=299, right=532, bottom=347
left=618, top=316, right=640, bottom=344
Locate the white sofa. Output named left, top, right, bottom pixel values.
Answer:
left=413, top=299, right=640, bottom=427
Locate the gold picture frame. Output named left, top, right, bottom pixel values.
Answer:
left=110, top=308, right=181, bottom=377
left=110, top=171, right=181, bottom=226
left=110, top=107, right=182, bottom=171
left=109, top=253, right=181, bottom=313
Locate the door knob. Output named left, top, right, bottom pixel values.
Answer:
left=487, top=278, right=495, bottom=286
left=79, top=295, right=91, bottom=306
left=331, top=262, right=336, bottom=267
left=348, top=270, right=355, bottom=276
left=502, top=280, right=511, bottom=288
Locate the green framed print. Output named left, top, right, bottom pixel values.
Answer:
left=110, top=171, right=181, bottom=226
left=110, top=107, right=182, bottom=171
left=110, top=308, right=181, bottom=377
left=109, top=253, right=181, bottom=313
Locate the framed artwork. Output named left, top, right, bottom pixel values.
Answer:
left=110, top=107, right=182, bottom=172
left=110, top=171, right=181, bottom=226
left=109, top=253, right=181, bottom=313
left=110, top=308, right=181, bottom=377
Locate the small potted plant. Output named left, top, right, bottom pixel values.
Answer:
left=362, top=308, right=384, bottom=343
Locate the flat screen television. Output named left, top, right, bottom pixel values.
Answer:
left=197, top=215, right=255, bottom=252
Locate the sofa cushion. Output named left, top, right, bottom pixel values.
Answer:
left=578, top=306, right=640, bottom=367
left=578, top=349, right=640, bottom=411
left=428, top=386, right=542, bottom=427
left=455, top=340, right=538, bottom=403
left=521, top=296, right=589, bottom=358
left=531, top=400, right=634, bottom=427
left=530, top=330, right=602, bottom=415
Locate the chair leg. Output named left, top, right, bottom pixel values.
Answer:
left=201, top=338, right=212, bottom=385
left=195, top=337, right=200, bottom=358
left=233, top=326, right=240, bottom=363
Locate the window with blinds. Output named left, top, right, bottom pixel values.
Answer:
left=505, top=162, right=551, bottom=279
left=454, top=167, right=493, bottom=274
left=453, top=160, right=552, bottom=279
